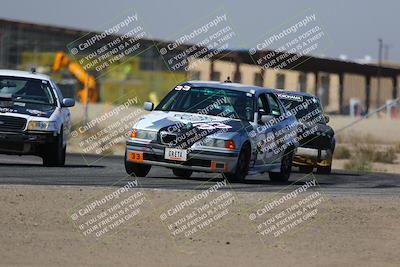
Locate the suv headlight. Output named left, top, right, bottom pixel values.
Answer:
left=130, top=129, right=157, bottom=140
left=27, top=121, right=57, bottom=131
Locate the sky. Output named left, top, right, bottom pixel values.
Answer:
left=1, top=0, right=399, bottom=62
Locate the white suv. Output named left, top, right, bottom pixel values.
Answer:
left=0, top=69, right=75, bottom=166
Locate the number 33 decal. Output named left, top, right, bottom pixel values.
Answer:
left=174, top=85, right=190, bottom=91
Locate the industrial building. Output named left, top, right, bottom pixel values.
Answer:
left=1, top=18, right=399, bottom=115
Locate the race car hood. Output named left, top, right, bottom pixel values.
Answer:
left=134, top=111, right=249, bottom=148
left=135, top=111, right=245, bottom=132
left=0, top=104, right=56, bottom=118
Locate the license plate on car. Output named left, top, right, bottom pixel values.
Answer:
left=164, top=148, right=187, bottom=161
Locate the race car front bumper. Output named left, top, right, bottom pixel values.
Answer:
left=292, top=147, right=332, bottom=167
left=126, top=140, right=239, bottom=173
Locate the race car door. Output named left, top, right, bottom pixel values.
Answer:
left=253, top=93, right=280, bottom=170
left=265, top=93, right=289, bottom=163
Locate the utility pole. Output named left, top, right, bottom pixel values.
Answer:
left=377, top=38, right=383, bottom=112
left=383, top=44, right=389, bottom=60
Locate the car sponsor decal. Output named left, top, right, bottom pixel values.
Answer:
left=192, top=122, right=232, bottom=130
left=0, top=106, right=55, bottom=118
left=0, top=107, right=18, bottom=113
left=26, top=109, right=47, bottom=116
left=276, top=93, right=303, bottom=102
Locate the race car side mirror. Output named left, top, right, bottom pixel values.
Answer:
left=324, top=114, right=330, bottom=123
left=261, top=114, right=274, bottom=124
left=144, top=101, right=154, bottom=111
left=61, top=98, right=75, bottom=107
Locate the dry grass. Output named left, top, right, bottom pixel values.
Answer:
left=343, top=144, right=398, bottom=172
left=394, top=142, right=400, bottom=153
left=357, top=145, right=397, bottom=164
left=334, top=146, right=351, bottom=159
left=373, top=147, right=397, bottom=164
left=336, top=132, right=381, bottom=145
left=344, top=156, right=373, bottom=172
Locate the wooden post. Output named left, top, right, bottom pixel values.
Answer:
left=233, top=61, right=241, bottom=83
left=365, top=75, right=371, bottom=113
left=392, top=76, right=398, bottom=100
left=339, top=73, right=344, bottom=114
left=314, top=71, right=319, bottom=96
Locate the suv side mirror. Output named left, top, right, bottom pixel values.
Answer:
left=324, top=114, right=330, bottom=123
left=62, top=98, right=75, bottom=107
left=260, top=114, right=275, bottom=124
left=143, top=101, right=154, bottom=111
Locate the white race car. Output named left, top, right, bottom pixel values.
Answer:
left=0, top=69, right=75, bottom=166
left=125, top=81, right=299, bottom=182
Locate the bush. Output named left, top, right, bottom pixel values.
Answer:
left=343, top=145, right=397, bottom=172
left=344, top=153, right=373, bottom=172
left=394, top=143, right=400, bottom=153
left=334, top=146, right=351, bottom=159
left=373, top=147, right=397, bottom=164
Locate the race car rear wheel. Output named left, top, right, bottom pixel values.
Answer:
left=269, top=151, right=293, bottom=182
left=42, top=130, right=66, bottom=167
left=299, top=165, right=314, bottom=173
left=316, top=164, right=332, bottom=174
left=172, top=169, right=193, bottom=178
left=224, top=143, right=251, bottom=183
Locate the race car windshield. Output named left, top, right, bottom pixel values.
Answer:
left=155, top=86, right=254, bottom=121
left=0, top=76, right=57, bottom=106
left=279, top=95, right=325, bottom=124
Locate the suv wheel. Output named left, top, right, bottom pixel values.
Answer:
left=172, top=169, right=193, bottom=178
left=269, top=151, right=293, bottom=182
left=42, top=130, right=66, bottom=167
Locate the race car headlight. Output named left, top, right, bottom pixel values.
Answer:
left=27, top=121, right=57, bottom=131
left=205, top=138, right=236, bottom=149
left=131, top=129, right=157, bottom=140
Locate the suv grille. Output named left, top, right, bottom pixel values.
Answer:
left=0, top=116, right=27, bottom=132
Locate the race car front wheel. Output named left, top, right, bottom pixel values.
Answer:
left=42, top=130, right=66, bottom=167
left=269, top=151, right=293, bottom=183
left=224, top=143, right=251, bottom=183
left=125, top=156, right=151, bottom=177
left=172, top=169, right=193, bottom=178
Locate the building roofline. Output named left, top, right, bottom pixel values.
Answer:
left=1, top=18, right=399, bottom=77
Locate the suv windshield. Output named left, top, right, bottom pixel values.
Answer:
left=155, top=86, right=254, bottom=121
left=0, top=76, right=56, bottom=106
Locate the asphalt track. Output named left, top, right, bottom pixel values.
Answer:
left=0, top=153, right=399, bottom=197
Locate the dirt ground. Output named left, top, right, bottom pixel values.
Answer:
left=1, top=185, right=399, bottom=267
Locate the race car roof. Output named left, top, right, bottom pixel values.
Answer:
left=0, top=69, right=51, bottom=81
left=183, top=80, right=278, bottom=94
